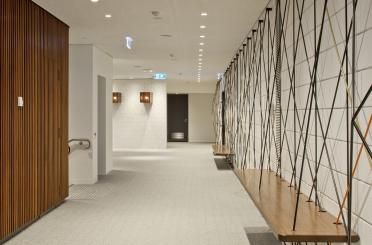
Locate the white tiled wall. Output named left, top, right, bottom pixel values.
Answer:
left=113, top=79, right=167, bottom=150
left=250, top=0, right=372, bottom=243
left=219, top=0, right=372, bottom=243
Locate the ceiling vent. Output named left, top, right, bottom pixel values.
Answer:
left=151, top=11, right=163, bottom=20
left=169, top=53, right=177, bottom=61
left=151, top=11, right=160, bottom=17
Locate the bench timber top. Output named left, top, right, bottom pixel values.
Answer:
left=234, top=169, right=360, bottom=243
left=212, top=144, right=233, bottom=156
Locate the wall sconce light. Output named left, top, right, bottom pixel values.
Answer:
left=140, top=92, right=153, bottom=103
left=112, top=92, right=122, bottom=104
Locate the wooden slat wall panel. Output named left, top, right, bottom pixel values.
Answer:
left=0, top=0, right=69, bottom=241
left=1, top=0, right=13, bottom=238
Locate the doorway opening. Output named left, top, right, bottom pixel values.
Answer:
left=98, top=75, right=106, bottom=174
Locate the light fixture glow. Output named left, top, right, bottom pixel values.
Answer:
left=201, top=12, right=208, bottom=16
left=200, top=25, right=206, bottom=29
left=199, top=49, right=203, bottom=52
left=199, top=54, right=203, bottom=57
left=105, top=14, right=112, bottom=18
left=91, top=0, right=99, bottom=2
left=198, top=58, right=202, bottom=61
left=126, top=36, right=133, bottom=49
left=200, top=35, right=205, bottom=38
left=199, top=42, right=204, bottom=46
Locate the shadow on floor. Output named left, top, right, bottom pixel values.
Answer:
left=214, top=158, right=231, bottom=170
left=245, top=227, right=281, bottom=245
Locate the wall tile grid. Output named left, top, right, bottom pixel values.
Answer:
left=113, top=80, right=167, bottom=150
left=264, top=0, right=372, bottom=242
left=219, top=0, right=372, bottom=243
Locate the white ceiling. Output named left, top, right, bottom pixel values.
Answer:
left=33, top=0, right=267, bottom=83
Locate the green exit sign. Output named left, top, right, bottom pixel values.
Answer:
left=153, top=73, right=167, bottom=80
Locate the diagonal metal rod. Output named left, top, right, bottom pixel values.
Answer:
left=293, top=0, right=328, bottom=231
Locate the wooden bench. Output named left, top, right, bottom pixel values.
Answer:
left=212, top=144, right=233, bottom=156
left=234, top=169, right=360, bottom=243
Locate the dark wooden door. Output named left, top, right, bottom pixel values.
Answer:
left=167, top=94, right=189, bottom=142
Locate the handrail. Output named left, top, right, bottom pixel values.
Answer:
left=68, top=138, right=91, bottom=154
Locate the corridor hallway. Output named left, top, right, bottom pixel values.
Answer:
left=6, top=143, right=266, bottom=245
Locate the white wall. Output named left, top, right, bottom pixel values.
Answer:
left=280, top=2, right=372, bottom=243
left=69, top=45, right=94, bottom=184
left=238, top=1, right=372, bottom=243
left=189, top=94, right=215, bottom=143
left=113, top=79, right=167, bottom=150
left=69, top=44, right=113, bottom=184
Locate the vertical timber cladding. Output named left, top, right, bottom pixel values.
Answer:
left=0, top=0, right=69, bottom=241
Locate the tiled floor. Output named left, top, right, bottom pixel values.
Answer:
left=6, top=143, right=266, bottom=245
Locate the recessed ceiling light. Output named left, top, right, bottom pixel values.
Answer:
left=126, top=36, right=133, bottom=49
left=91, top=0, right=99, bottom=2
left=198, top=58, right=202, bottom=61
left=199, top=49, right=203, bottom=52
left=200, top=25, right=206, bottom=29
left=199, top=54, right=203, bottom=57
left=199, top=43, right=204, bottom=45
left=200, top=35, right=205, bottom=38
left=201, top=12, right=208, bottom=16
left=105, top=14, right=112, bottom=18
left=199, top=62, right=202, bottom=65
